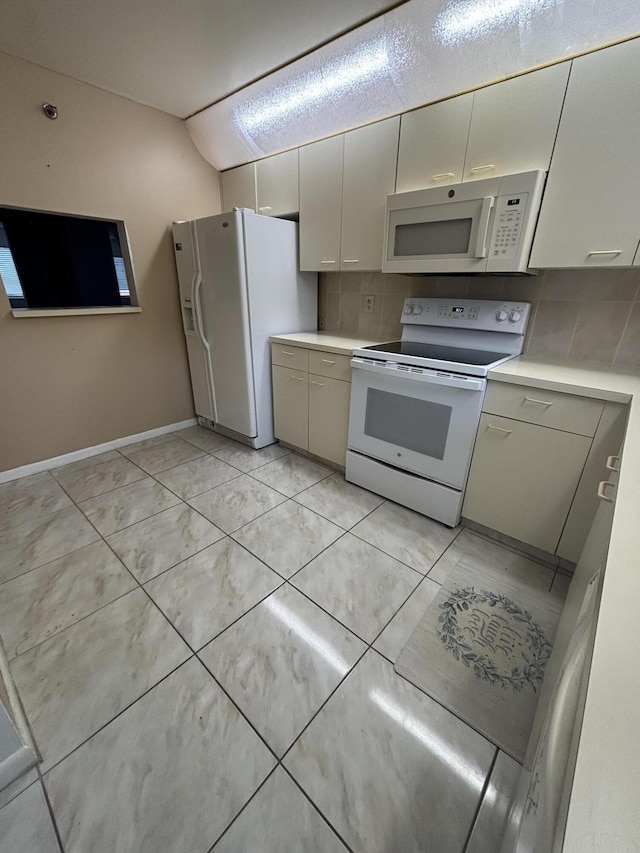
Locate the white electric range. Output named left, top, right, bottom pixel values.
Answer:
left=346, top=297, right=531, bottom=526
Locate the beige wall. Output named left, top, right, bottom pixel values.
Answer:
left=319, top=269, right=640, bottom=364
left=0, top=52, right=221, bottom=472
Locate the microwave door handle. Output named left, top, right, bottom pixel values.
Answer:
left=474, top=196, right=495, bottom=259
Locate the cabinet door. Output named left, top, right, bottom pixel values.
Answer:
left=299, top=135, right=344, bottom=272
left=462, top=415, right=591, bottom=553
left=308, top=375, right=351, bottom=466
left=220, top=163, right=257, bottom=212
left=341, top=117, right=400, bottom=271
left=256, top=149, right=299, bottom=217
left=396, top=94, right=473, bottom=192
left=272, top=365, right=308, bottom=450
left=556, top=402, right=627, bottom=563
left=531, top=40, right=640, bottom=268
left=463, top=63, right=569, bottom=182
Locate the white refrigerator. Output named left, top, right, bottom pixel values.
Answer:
left=172, top=210, right=317, bottom=448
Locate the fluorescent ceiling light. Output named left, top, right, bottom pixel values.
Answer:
left=434, top=0, right=554, bottom=46
left=235, top=38, right=391, bottom=138
left=187, top=0, right=640, bottom=170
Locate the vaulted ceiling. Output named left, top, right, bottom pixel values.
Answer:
left=0, top=0, right=402, bottom=118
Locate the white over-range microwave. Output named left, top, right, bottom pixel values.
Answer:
left=383, top=169, right=546, bottom=275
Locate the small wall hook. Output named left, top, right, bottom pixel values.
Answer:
left=42, top=103, right=58, bottom=120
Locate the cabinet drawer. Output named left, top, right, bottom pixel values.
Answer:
left=463, top=415, right=592, bottom=553
left=308, top=350, right=352, bottom=381
left=483, top=382, right=604, bottom=436
left=271, top=343, right=309, bottom=372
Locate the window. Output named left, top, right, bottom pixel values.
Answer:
left=0, top=207, right=138, bottom=313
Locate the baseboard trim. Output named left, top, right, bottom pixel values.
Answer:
left=0, top=418, right=198, bottom=484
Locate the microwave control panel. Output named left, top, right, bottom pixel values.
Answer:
left=490, top=193, right=529, bottom=259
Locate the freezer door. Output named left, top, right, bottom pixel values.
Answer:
left=194, top=212, right=257, bottom=438
left=172, top=221, right=215, bottom=421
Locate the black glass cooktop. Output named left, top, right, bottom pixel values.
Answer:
left=363, top=341, right=510, bottom=367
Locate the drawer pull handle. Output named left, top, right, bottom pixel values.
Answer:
left=470, top=164, right=496, bottom=173
left=320, top=260, right=336, bottom=265
left=310, top=381, right=325, bottom=387
left=587, top=250, right=622, bottom=257
left=342, top=259, right=359, bottom=264
left=258, top=206, right=272, bottom=212
left=320, top=358, right=336, bottom=365
left=487, top=424, right=513, bottom=435
left=606, top=455, right=621, bottom=472
left=597, top=480, right=616, bottom=502
left=280, top=350, right=296, bottom=356
left=524, top=396, right=553, bottom=407
left=290, top=376, right=305, bottom=382
left=432, top=172, right=455, bottom=181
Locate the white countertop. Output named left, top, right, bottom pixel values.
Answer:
left=490, top=356, right=640, bottom=853
left=489, top=355, right=639, bottom=403
left=269, top=331, right=380, bottom=355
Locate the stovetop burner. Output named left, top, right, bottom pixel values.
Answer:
left=362, top=341, right=511, bottom=367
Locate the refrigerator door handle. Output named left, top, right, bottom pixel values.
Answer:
left=192, top=270, right=208, bottom=351
left=192, top=268, right=217, bottom=422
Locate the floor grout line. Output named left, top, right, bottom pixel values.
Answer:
left=37, top=772, right=66, bottom=853
left=203, top=766, right=282, bottom=853
left=279, top=765, right=357, bottom=853
left=38, top=654, right=197, bottom=777
left=1, top=436, right=513, bottom=851
left=6, top=582, right=138, bottom=664
left=461, top=747, right=499, bottom=853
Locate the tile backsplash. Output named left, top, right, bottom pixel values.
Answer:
left=318, top=269, right=640, bottom=366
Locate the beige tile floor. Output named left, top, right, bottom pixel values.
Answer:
left=0, top=426, right=568, bottom=853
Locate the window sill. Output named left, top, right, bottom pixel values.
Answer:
left=11, top=306, right=142, bottom=318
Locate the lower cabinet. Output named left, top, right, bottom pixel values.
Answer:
left=308, top=375, right=352, bottom=465
left=271, top=344, right=352, bottom=466
left=272, top=365, right=308, bottom=450
left=463, top=381, right=628, bottom=560
left=463, top=414, right=591, bottom=553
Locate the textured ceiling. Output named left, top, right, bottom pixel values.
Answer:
left=0, top=0, right=402, bottom=118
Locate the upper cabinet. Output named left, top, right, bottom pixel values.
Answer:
left=299, top=134, right=344, bottom=271
left=396, top=94, right=473, bottom=192
left=531, top=39, right=640, bottom=268
left=255, top=149, right=299, bottom=217
left=221, top=38, right=640, bottom=273
left=463, top=63, right=570, bottom=182
left=299, top=117, right=400, bottom=271
left=220, top=162, right=256, bottom=212
left=221, top=150, right=299, bottom=217
left=395, top=64, right=569, bottom=194
left=340, top=118, right=400, bottom=271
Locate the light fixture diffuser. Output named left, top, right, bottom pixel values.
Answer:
left=187, top=0, right=640, bottom=170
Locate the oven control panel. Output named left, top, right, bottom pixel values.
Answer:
left=401, top=298, right=531, bottom=334
left=437, top=304, right=479, bottom=320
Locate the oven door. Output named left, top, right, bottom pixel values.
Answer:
left=348, top=359, right=486, bottom=489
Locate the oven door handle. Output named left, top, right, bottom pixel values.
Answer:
left=350, top=358, right=485, bottom=391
